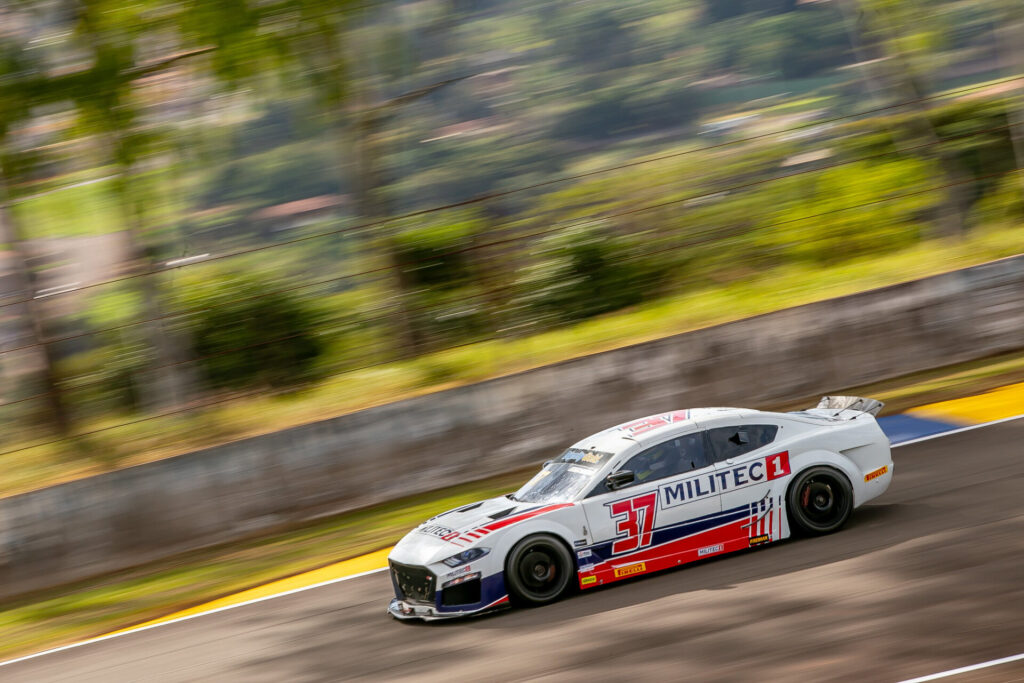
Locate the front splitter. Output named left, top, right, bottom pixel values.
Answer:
left=387, top=597, right=510, bottom=621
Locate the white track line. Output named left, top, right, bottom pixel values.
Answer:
left=898, top=652, right=1024, bottom=682
left=2, top=411, right=1022, bottom=669
left=0, top=566, right=388, bottom=668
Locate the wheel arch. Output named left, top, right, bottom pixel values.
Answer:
left=784, top=449, right=864, bottom=508
left=496, top=518, right=580, bottom=570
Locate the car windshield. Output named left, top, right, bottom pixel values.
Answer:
left=511, top=448, right=614, bottom=503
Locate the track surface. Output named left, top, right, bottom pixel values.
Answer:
left=6, top=422, right=1024, bottom=682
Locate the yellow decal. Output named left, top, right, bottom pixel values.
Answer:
left=581, top=452, right=602, bottom=464
left=581, top=576, right=597, bottom=586
left=613, top=562, right=647, bottom=578
left=864, top=465, right=888, bottom=482
left=749, top=534, right=771, bottom=546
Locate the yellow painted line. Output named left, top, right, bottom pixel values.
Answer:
left=910, top=380, right=1024, bottom=425
left=107, top=547, right=392, bottom=635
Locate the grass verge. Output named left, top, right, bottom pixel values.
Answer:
left=3, top=348, right=1024, bottom=662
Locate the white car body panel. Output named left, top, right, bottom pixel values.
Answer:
left=387, top=400, right=893, bottom=620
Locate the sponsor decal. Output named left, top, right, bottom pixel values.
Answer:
left=607, top=492, right=657, bottom=555
left=864, top=465, right=888, bottom=482
left=749, top=534, right=771, bottom=546
left=697, top=543, right=724, bottom=557
left=418, top=524, right=456, bottom=539
left=660, top=451, right=791, bottom=510
left=580, top=564, right=595, bottom=572
left=447, top=503, right=577, bottom=547
left=577, top=549, right=593, bottom=559
left=581, top=576, right=597, bottom=586
left=618, top=411, right=691, bottom=436
left=574, top=539, right=587, bottom=547
left=444, top=565, right=473, bottom=578
left=613, top=562, right=647, bottom=578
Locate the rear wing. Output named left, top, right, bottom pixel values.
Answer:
left=811, top=395, right=884, bottom=418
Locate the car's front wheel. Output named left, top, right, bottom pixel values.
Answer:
left=505, top=534, right=574, bottom=606
left=787, top=466, right=853, bottom=535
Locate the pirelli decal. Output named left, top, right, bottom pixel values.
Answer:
left=613, top=562, right=646, bottom=578
left=864, top=465, right=888, bottom=482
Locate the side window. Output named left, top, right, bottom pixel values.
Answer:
left=706, top=424, right=779, bottom=463
left=589, top=433, right=710, bottom=496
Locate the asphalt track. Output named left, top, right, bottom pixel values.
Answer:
left=5, top=419, right=1024, bottom=682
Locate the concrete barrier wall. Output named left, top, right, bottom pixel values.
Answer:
left=2, top=255, right=1023, bottom=598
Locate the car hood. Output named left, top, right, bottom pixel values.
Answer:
left=390, top=495, right=565, bottom=567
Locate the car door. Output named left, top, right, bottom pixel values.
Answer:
left=579, top=431, right=723, bottom=583
left=705, top=422, right=789, bottom=546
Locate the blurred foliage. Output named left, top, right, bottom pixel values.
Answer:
left=0, top=0, right=1023, bottom=467
left=518, top=224, right=673, bottom=324
left=175, top=270, right=327, bottom=390
left=391, top=213, right=483, bottom=290
left=970, top=174, right=1024, bottom=227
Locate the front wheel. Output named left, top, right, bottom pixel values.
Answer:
left=787, top=466, right=853, bottom=535
left=504, top=534, right=574, bottom=606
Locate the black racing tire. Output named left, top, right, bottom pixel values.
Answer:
left=786, top=466, right=853, bottom=536
left=504, top=534, right=575, bottom=606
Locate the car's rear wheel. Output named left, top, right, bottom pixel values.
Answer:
left=505, top=534, right=574, bottom=606
left=787, top=466, right=853, bottom=535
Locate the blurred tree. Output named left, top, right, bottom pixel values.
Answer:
left=752, top=158, right=937, bottom=264
left=546, top=4, right=638, bottom=73
left=995, top=0, right=1024, bottom=194
left=740, top=9, right=851, bottom=79
left=839, top=0, right=970, bottom=237
left=0, top=31, right=72, bottom=435
left=176, top=269, right=325, bottom=390
left=178, top=0, right=472, bottom=357
left=517, top=224, right=671, bottom=325
left=61, top=0, right=211, bottom=411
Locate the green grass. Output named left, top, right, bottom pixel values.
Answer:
left=10, top=167, right=188, bottom=239
left=5, top=346, right=1024, bottom=663
left=2, top=223, right=1023, bottom=498
left=11, top=176, right=121, bottom=238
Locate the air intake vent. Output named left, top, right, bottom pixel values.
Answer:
left=390, top=561, right=436, bottom=603
left=488, top=507, right=516, bottom=520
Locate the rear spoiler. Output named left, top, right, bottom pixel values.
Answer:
left=811, top=396, right=884, bottom=418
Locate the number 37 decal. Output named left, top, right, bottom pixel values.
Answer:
left=605, top=452, right=791, bottom=555
left=607, top=492, right=657, bottom=555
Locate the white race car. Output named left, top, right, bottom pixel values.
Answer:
left=387, top=396, right=893, bottom=620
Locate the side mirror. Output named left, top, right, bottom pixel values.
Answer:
left=606, top=470, right=635, bottom=491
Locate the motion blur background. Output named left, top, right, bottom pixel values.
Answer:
left=1, top=0, right=1023, bottom=496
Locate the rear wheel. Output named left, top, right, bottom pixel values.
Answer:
left=787, top=466, right=853, bottom=535
left=505, top=534, right=574, bottom=606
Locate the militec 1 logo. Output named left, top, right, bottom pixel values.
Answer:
left=659, top=452, right=790, bottom=509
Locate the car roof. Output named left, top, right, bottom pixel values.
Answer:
left=570, top=407, right=759, bottom=454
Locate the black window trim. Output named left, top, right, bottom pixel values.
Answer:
left=704, top=423, right=780, bottom=464
left=587, top=431, right=711, bottom=497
